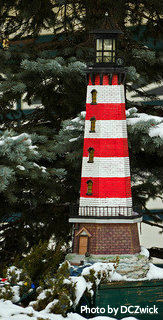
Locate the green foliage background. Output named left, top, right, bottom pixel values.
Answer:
left=0, top=0, right=162, bottom=265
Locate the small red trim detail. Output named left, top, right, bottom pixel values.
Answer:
left=103, top=75, right=109, bottom=85
left=112, top=74, right=118, bottom=85
left=95, top=74, right=100, bottom=85
left=88, top=74, right=92, bottom=85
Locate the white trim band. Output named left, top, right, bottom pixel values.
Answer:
left=69, top=217, right=142, bottom=224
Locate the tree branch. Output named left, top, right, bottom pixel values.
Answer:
left=143, top=220, right=163, bottom=229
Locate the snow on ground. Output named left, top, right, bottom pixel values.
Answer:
left=0, top=300, right=138, bottom=320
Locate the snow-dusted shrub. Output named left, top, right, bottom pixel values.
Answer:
left=81, top=262, right=115, bottom=289
left=0, top=266, right=32, bottom=302
left=19, top=240, right=66, bottom=285
left=70, top=262, right=116, bottom=308
left=32, top=261, right=116, bottom=316
left=6, top=266, right=31, bottom=284
left=1, top=254, right=116, bottom=317
left=31, top=261, right=76, bottom=317
left=0, top=284, right=13, bottom=300
left=1, top=241, right=66, bottom=305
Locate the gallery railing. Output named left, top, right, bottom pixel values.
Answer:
left=69, top=205, right=133, bottom=217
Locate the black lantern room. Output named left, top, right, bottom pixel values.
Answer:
left=91, top=22, right=123, bottom=67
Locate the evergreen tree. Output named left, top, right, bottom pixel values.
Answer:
left=0, top=0, right=162, bottom=117
left=0, top=0, right=162, bottom=263
left=0, top=129, right=72, bottom=264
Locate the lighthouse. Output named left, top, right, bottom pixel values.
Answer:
left=69, top=21, right=142, bottom=261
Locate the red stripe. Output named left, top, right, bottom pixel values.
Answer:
left=85, top=103, right=126, bottom=120
left=83, top=138, right=129, bottom=157
left=80, top=177, right=131, bottom=198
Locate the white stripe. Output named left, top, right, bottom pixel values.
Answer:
left=84, top=120, right=128, bottom=138
left=81, top=157, right=131, bottom=178
left=87, top=85, right=125, bottom=104
left=79, top=197, right=132, bottom=207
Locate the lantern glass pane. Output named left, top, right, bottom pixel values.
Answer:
left=96, top=51, right=102, bottom=63
left=104, top=39, right=112, bottom=50
left=112, top=51, right=116, bottom=62
left=103, top=51, right=112, bottom=57
left=96, top=56, right=102, bottom=62
left=113, top=39, right=116, bottom=50
left=96, top=39, right=102, bottom=50
left=103, top=56, right=112, bottom=63
left=103, top=51, right=112, bottom=63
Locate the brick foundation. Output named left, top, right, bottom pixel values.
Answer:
left=73, top=223, right=140, bottom=255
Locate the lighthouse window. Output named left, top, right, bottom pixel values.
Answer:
left=87, top=180, right=93, bottom=195
left=90, top=118, right=96, bottom=132
left=88, top=148, right=94, bottom=163
left=91, top=90, right=97, bottom=104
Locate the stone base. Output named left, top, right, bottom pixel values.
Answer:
left=73, top=222, right=140, bottom=255
left=66, top=253, right=150, bottom=279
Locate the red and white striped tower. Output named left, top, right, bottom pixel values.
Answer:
left=69, top=25, right=142, bottom=259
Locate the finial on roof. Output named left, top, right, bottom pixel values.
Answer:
left=102, top=10, right=117, bottom=30
left=90, top=10, right=122, bottom=35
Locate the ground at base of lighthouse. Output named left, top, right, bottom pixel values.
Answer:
left=66, top=247, right=160, bottom=279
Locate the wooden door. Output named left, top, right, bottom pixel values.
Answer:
left=79, top=236, right=88, bottom=255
